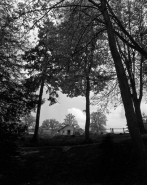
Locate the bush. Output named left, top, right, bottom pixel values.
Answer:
left=0, top=122, right=28, bottom=141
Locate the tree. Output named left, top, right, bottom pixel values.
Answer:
left=41, top=119, right=61, bottom=130
left=62, top=113, right=80, bottom=129
left=87, top=0, right=147, bottom=183
left=57, top=2, right=113, bottom=143
left=21, top=113, right=36, bottom=128
left=0, top=0, right=39, bottom=124
left=90, top=111, right=106, bottom=134
left=109, top=0, right=147, bottom=134
left=22, top=20, right=65, bottom=141
left=87, top=0, right=147, bottom=134
left=142, top=113, right=147, bottom=130
left=117, top=42, right=147, bottom=134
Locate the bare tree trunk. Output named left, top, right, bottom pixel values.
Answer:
left=133, top=52, right=147, bottom=134
left=133, top=98, right=147, bottom=134
left=84, top=76, right=91, bottom=143
left=33, top=78, right=44, bottom=142
left=128, top=54, right=146, bottom=134
left=98, top=0, right=147, bottom=183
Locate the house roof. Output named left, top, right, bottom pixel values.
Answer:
left=58, top=125, right=74, bottom=131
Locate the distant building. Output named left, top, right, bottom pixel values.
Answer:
left=58, top=125, right=75, bottom=135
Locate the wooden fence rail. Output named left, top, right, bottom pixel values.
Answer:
left=104, top=128, right=129, bottom=134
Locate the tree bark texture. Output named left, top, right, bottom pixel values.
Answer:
left=125, top=52, right=146, bottom=134
left=33, top=78, right=44, bottom=142
left=99, top=0, right=147, bottom=183
left=126, top=55, right=146, bottom=134
left=84, top=76, right=91, bottom=143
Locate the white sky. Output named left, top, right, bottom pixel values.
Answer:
left=32, top=90, right=147, bottom=133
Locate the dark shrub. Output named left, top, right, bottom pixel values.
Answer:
left=0, top=122, right=28, bottom=141
left=0, top=121, right=28, bottom=183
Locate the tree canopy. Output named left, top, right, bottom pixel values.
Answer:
left=90, top=111, right=107, bottom=133
left=41, top=119, right=61, bottom=130
left=0, top=1, right=38, bottom=123
left=62, top=113, right=80, bottom=129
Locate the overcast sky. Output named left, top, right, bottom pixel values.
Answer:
left=32, top=90, right=147, bottom=133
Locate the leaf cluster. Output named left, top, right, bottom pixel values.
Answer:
left=41, top=119, right=61, bottom=130
left=90, top=111, right=107, bottom=133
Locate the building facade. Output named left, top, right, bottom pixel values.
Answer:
left=58, top=125, right=75, bottom=135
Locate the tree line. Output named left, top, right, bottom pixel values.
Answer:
left=22, top=112, right=107, bottom=134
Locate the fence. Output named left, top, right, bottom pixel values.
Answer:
left=105, top=128, right=129, bottom=134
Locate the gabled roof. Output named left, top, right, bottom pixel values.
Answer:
left=58, top=125, right=74, bottom=131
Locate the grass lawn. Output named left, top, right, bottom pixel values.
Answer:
left=1, top=133, right=147, bottom=185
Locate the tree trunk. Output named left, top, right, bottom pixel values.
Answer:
left=132, top=52, right=146, bottom=134
left=99, top=0, right=147, bottom=183
left=133, top=98, right=147, bottom=134
left=33, top=78, right=44, bottom=142
left=126, top=53, right=146, bottom=134
left=84, top=76, right=91, bottom=143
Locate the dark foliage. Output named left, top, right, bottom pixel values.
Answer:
left=0, top=79, right=39, bottom=122
left=0, top=121, right=28, bottom=184
left=0, top=121, right=28, bottom=141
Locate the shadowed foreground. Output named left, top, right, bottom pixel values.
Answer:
left=1, top=134, right=147, bottom=185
